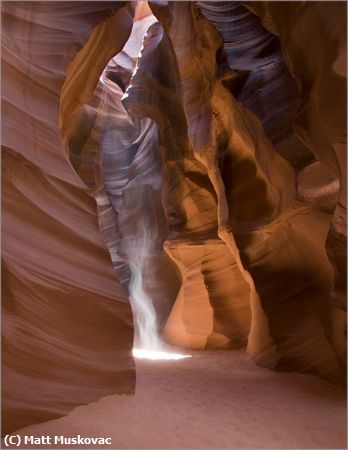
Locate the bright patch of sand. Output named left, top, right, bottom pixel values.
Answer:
left=17, top=350, right=346, bottom=449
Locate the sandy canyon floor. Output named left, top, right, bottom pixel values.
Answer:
left=17, top=349, right=346, bottom=449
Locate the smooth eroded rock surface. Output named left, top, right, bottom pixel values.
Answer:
left=2, top=0, right=346, bottom=437
left=2, top=1, right=136, bottom=434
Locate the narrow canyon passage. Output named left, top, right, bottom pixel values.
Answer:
left=16, top=350, right=346, bottom=449
left=2, top=0, right=346, bottom=444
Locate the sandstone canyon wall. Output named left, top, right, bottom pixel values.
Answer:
left=245, top=0, right=347, bottom=370
left=122, top=1, right=345, bottom=385
left=1, top=0, right=346, bottom=436
left=2, top=1, right=136, bottom=435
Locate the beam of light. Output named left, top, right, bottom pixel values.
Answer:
left=133, top=348, right=192, bottom=360
left=129, top=259, right=162, bottom=351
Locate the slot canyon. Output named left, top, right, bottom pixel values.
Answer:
left=1, top=1, right=347, bottom=448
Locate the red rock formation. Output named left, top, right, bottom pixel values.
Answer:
left=67, top=14, right=181, bottom=344
left=197, top=1, right=312, bottom=167
left=1, top=0, right=346, bottom=436
left=123, top=21, right=252, bottom=350
left=124, top=1, right=344, bottom=383
left=2, top=1, right=136, bottom=435
left=245, top=0, right=347, bottom=370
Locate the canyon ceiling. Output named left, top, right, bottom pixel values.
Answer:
left=1, top=0, right=346, bottom=435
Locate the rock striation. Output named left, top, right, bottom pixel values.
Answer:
left=68, top=16, right=181, bottom=339
left=123, top=21, right=252, bottom=350
left=198, top=1, right=313, bottom=168
left=1, top=0, right=346, bottom=436
left=245, top=0, right=347, bottom=370
left=2, top=1, right=136, bottom=435
left=124, top=1, right=345, bottom=383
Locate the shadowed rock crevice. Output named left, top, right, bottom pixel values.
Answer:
left=124, top=1, right=344, bottom=384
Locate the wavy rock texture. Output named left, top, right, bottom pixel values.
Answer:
left=79, top=10, right=252, bottom=351
left=68, top=15, right=181, bottom=337
left=123, top=22, right=252, bottom=350
left=197, top=1, right=313, bottom=168
left=123, top=1, right=344, bottom=384
left=1, top=1, right=136, bottom=435
left=245, top=0, right=347, bottom=370
left=2, top=0, right=346, bottom=437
